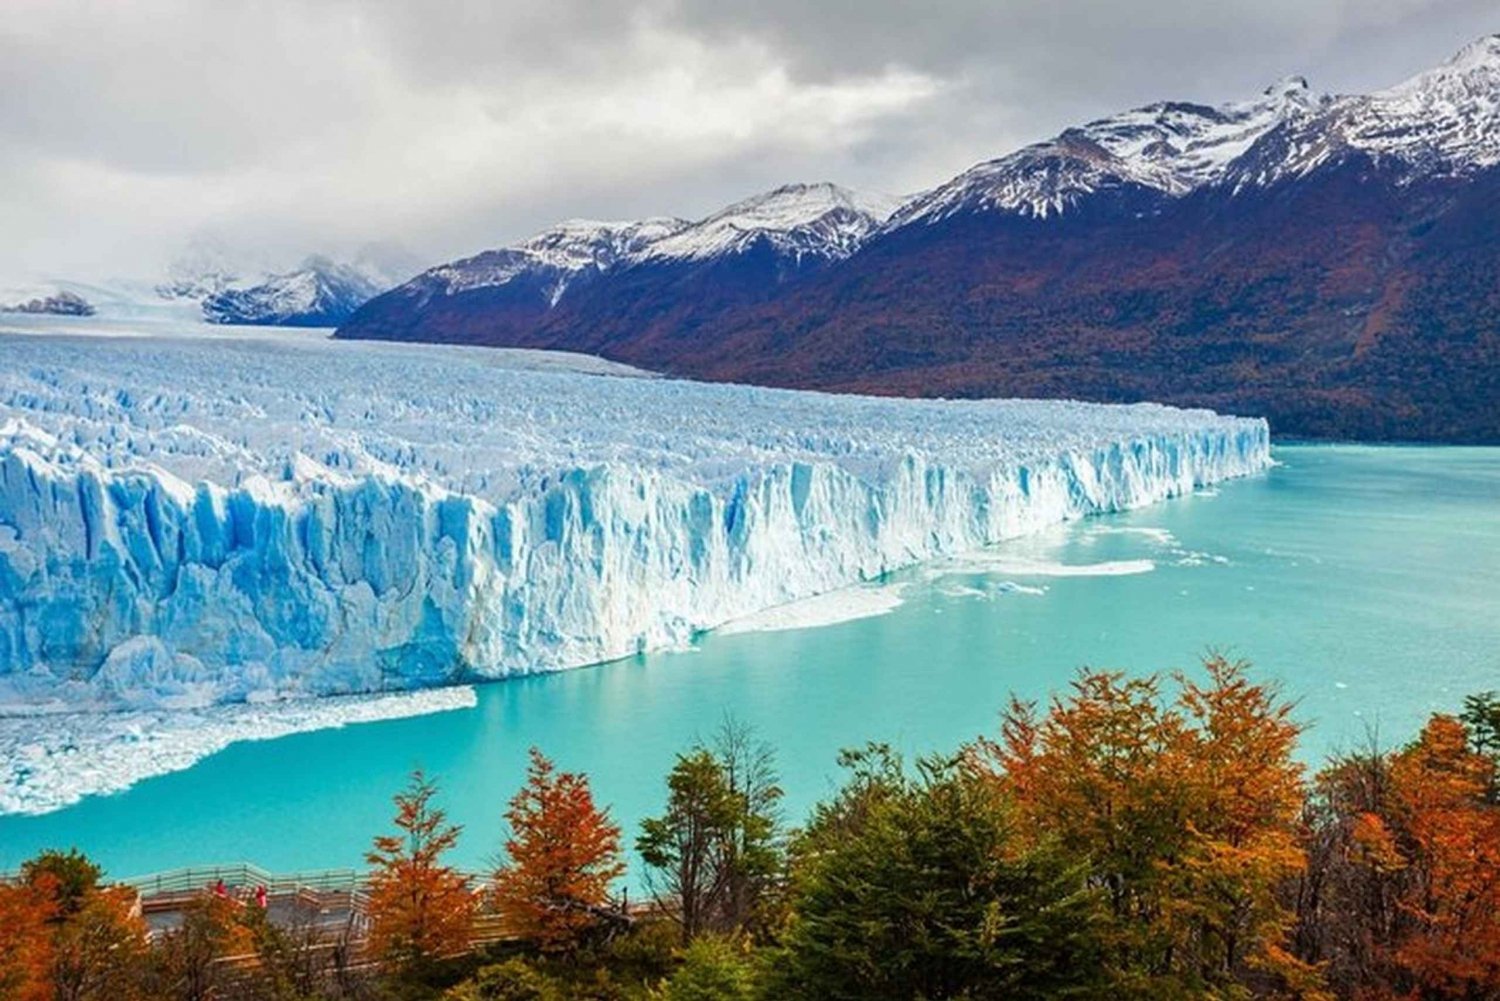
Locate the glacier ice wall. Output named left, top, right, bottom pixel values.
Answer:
left=0, top=329, right=1270, bottom=710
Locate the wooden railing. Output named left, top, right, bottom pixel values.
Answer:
left=124, top=863, right=371, bottom=896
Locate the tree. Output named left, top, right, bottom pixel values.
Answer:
left=638, top=749, right=740, bottom=944
left=365, top=769, right=476, bottom=972
left=49, top=885, right=148, bottom=1001
left=148, top=892, right=251, bottom=1001
left=637, top=721, right=784, bottom=944
left=710, top=717, right=784, bottom=935
left=1297, top=711, right=1500, bottom=1000
left=12, top=850, right=149, bottom=1001
left=777, top=753, right=1105, bottom=1001
left=1461, top=690, right=1500, bottom=800
left=0, top=877, right=55, bottom=1001
left=978, top=656, right=1314, bottom=997
left=442, top=956, right=565, bottom=1001
left=492, top=747, right=626, bottom=953
left=658, top=936, right=761, bottom=1001
left=1379, top=715, right=1500, bottom=997
left=22, top=849, right=102, bottom=919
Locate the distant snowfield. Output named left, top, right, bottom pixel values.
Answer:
left=0, top=319, right=1268, bottom=811
left=0, top=308, right=654, bottom=377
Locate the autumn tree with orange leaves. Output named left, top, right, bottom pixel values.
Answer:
left=0, top=877, right=55, bottom=1001
left=364, top=770, right=476, bottom=972
left=1299, top=713, right=1500, bottom=1000
left=492, top=748, right=626, bottom=952
left=978, top=655, right=1318, bottom=999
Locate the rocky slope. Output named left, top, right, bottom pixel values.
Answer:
left=338, top=37, right=1500, bottom=442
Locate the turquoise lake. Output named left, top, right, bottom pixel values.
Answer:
left=1, top=444, right=1497, bottom=879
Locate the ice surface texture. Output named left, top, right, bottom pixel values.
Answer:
left=0, top=330, right=1269, bottom=711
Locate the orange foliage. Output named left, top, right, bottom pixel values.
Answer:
left=1382, top=716, right=1500, bottom=997
left=49, top=885, right=148, bottom=1001
left=980, top=655, right=1316, bottom=995
left=364, top=770, right=476, bottom=969
left=492, top=748, right=625, bottom=952
left=0, top=877, right=56, bottom=1001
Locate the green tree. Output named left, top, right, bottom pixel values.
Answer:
left=21, top=849, right=102, bottom=920
left=637, top=720, right=784, bottom=943
left=710, top=717, right=784, bottom=935
left=656, top=936, right=761, bottom=1001
left=776, top=753, right=1105, bottom=1001
left=638, top=749, right=741, bottom=944
left=1461, top=691, right=1500, bottom=800
left=443, top=957, right=564, bottom=1001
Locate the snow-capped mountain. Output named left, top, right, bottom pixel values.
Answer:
left=1225, top=34, right=1500, bottom=190
left=339, top=36, right=1500, bottom=442
left=891, top=77, right=1324, bottom=224
left=151, top=244, right=419, bottom=326
left=897, top=37, right=1500, bottom=226
left=638, top=183, right=899, bottom=263
left=360, top=182, right=893, bottom=320
left=200, top=256, right=390, bottom=326
left=423, top=217, right=689, bottom=306
left=339, top=181, right=898, bottom=348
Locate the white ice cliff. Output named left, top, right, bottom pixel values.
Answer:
left=0, top=328, right=1270, bottom=712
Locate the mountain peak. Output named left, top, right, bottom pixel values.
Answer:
left=638, top=182, right=898, bottom=263
left=1262, top=75, right=1314, bottom=104
left=1446, top=33, right=1500, bottom=71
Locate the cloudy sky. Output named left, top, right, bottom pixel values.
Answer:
left=1, top=0, right=1494, bottom=284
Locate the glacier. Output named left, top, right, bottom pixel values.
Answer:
left=0, top=324, right=1270, bottom=714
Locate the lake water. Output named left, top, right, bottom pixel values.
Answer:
left=1, top=444, right=1497, bottom=880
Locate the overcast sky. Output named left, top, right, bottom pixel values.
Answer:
left=1, top=0, right=1494, bottom=284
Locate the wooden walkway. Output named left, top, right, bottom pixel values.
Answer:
left=121, top=861, right=597, bottom=948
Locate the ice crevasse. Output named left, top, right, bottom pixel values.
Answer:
left=0, top=332, right=1271, bottom=711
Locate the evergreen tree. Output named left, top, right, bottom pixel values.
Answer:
left=777, top=753, right=1105, bottom=1000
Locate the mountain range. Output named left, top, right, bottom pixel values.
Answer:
left=340, top=36, right=1500, bottom=441
left=159, top=251, right=418, bottom=326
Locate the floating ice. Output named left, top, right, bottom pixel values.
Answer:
left=716, top=583, right=907, bottom=635
left=0, top=686, right=478, bottom=816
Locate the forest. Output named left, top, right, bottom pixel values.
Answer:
left=3, top=656, right=1498, bottom=1000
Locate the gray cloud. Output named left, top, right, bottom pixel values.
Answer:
left=0, top=0, right=1494, bottom=284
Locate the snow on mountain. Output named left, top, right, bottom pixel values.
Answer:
left=200, top=256, right=389, bottom=326
left=896, top=36, right=1500, bottom=224
left=0, top=327, right=1269, bottom=714
left=378, top=182, right=897, bottom=317
left=891, top=77, right=1325, bottom=224
left=1227, top=34, right=1500, bottom=188
left=637, top=183, right=900, bottom=264
left=152, top=244, right=417, bottom=326
left=425, top=217, right=688, bottom=306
